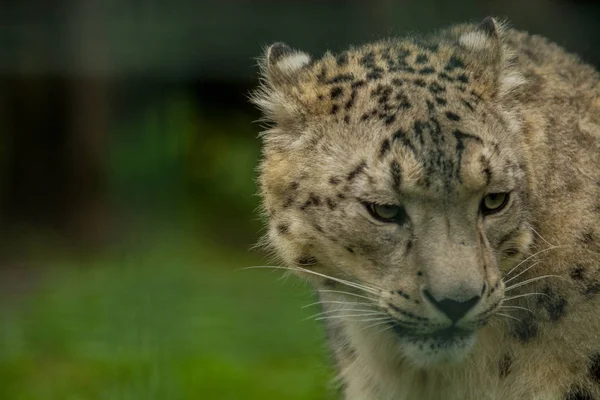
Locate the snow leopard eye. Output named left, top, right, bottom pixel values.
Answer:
left=481, top=192, right=510, bottom=215
left=365, top=203, right=408, bottom=224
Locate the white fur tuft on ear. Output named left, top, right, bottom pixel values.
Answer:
left=459, top=31, right=494, bottom=52
left=264, top=42, right=312, bottom=78
left=458, top=17, right=501, bottom=52
left=275, top=52, right=311, bottom=74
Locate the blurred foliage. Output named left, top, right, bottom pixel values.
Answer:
left=106, top=91, right=262, bottom=244
left=0, top=230, right=334, bottom=399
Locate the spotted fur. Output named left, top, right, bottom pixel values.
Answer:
left=253, top=17, right=600, bottom=400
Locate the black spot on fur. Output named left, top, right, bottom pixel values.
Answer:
left=426, top=100, right=435, bottom=114
left=316, top=67, right=327, bottom=83
left=445, top=55, right=465, bottom=71
left=326, top=198, right=337, bottom=210
left=347, top=161, right=367, bottom=181
left=314, top=224, right=324, bottom=233
left=512, top=315, right=538, bottom=343
left=392, top=128, right=416, bottom=154
left=589, top=353, right=600, bottom=383
left=479, top=155, right=492, bottom=185
left=457, top=73, right=469, bottom=83
left=392, top=78, right=404, bottom=87
left=345, top=90, right=357, bottom=110
left=498, top=353, right=512, bottom=378
left=344, top=115, right=350, bottom=124
left=317, top=94, right=324, bottom=101
left=351, top=80, right=366, bottom=89
left=301, top=194, right=321, bottom=210
left=383, top=115, right=396, bottom=125
left=428, top=82, right=446, bottom=95
left=571, top=265, right=586, bottom=280
left=538, top=287, right=567, bottom=322
left=452, top=129, right=484, bottom=180
left=417, top=271, right=423, bottom=276
left=290, top=181, right=299, bottom=190
left=366, top=71, right=383, bottom=80
left=379, top=139, right=391, bottom=158
left=345, top=246, right=355, bottom=254
left=359, top=51, right=376, bottom=67
left=329, top=177, right=341, bottom=185
left=330, top=87, right=343, bottom=99
left=580, top=231, right=595, bottom=245
left=564, top=386, right=594, bottom=400
left=391, top=161, right=402, bottom=187
left=309, top=194, right=320, bottom=206
left=445, top=111, right=461, bottom=121
left=419, top=67, right=435, bottom=75
left=396, top=290, right=410, bottom=300
left=336, top=52, right=349, bottom=66
left=327, top=74, right=355, bottom=84
left=413, top=79, right=426, bottom=87
left=394, top=93, right=412, bottom=109
left=435, top=97, right=447, bottom=106
left=439, top=72, right=454, bottom=82
left=415, top=54, right=429, bottom=64
left=283, top=197, right=294, bottom=208
left=277, top=223, right=290, bottom=235
left=461, top=99, right=475, bottom=111
left=297, top=256, right=317, bottom=266
left=585, top=282, right=600, bottom=296
left=331, top=104, right=340, bottom=114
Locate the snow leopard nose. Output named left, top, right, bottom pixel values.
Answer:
left=423, top=289, right=481, bottom=323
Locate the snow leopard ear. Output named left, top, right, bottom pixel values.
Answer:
left=253, top=43, right=312, bottom=144
left=262, top=42, right=312, bottom=84
left=458, top=17, right=502, bottom=52
left=457, top=17, right=525, bottom=98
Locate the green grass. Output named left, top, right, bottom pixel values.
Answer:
left=0, top=233, right=335, bottom=399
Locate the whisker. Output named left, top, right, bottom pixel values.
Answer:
left=317, top=290, right=378, bottom=302
left=530, top=226, right=556, bottom=248
left=305, top=308, right=381, bottom=320
left=496, top=312, right=522, bottom=322
left=363, top=319, right=395, bottom=331
left=316, top=314, right=387, bottom=321
left=503, top=292, right=552, bottom=301
left=498, top=305, right=534, bottom=314
left=374, top=323, right=397, bottom=336
left=503, top=261, right=543, bottom=285
left=317, top=315, right=390, bottom=322
left=243, top=265, right=380, bottom=295
left=505, top=274, right=563, bottom=292
left=503, top=245, right=564, bottom=279
left=302, top=300, right=376, bottom=309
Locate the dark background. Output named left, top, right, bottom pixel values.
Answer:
left=0, top=1, right=598, bottom=398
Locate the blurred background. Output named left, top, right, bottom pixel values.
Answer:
left=0, top=0, right=598, bottom=398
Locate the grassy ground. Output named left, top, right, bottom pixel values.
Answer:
left=0, top=230, right=335, bottom=400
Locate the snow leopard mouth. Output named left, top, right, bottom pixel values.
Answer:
left=388, top=323, right=478, bottom=364
left=389, top=323, right=475, bottom=345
